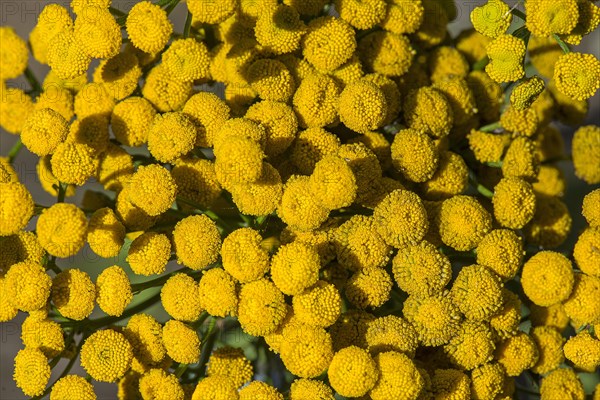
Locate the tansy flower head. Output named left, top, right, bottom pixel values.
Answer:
left=229, top=163, right=283, bottom=216
left=485, top=34, right=526, bottom=83
left=93, top=52, right=142, bottom=101
left=52, top=268, right=96, bottom=320
left=239, top=381, right=283, bottom=400
left=172, top=158, right=222, bottom=210
left=73, top=9, right=120, bottom=59
left=511, top=76, right=545, bottom=110
left=489, top=289, right=521, bottom=338
left=524, top=194, right=572, bottom=248
left=476, top=229, right=523, bottom=281
left=430, top=369, right=471, bottom=399
left=0, top=85, right=34, bottom=135
left=439, top=195, right=492, bottom=251
left=582, top=189, right=600, bottom=227
left=50, top=142, right=98, bottom=186
left=182, top=92, right=230, bottom=148
left=335, top=0, right=386, bottom=30
left=540, top=368, right=585, bottom=400
left=532, top=165, right=566, bottom=197
left=333, top=215, right=390, bottom=270
left=420, top=151, right=469, bottom=200
left=237, top=278, right=287, bottom=336
left=470, top=0, right=512, bottom=38
left=245, top=101, right=298, bottom=157
left=494, top=332, right=539, bottom=376
left=373, top=189, right=428, bottom=248
left=328, top=346, right=379, bottom=397
left=292, top=73, right=342, bottom=128
left=126, top=1, right=172, bottom=53
left=501, top=106, right=539, bottom=137
left=221, top=228, right=270, bottom=283
left=160, top=273, right=203, bottom=322
left=197, top=268, right=237, bottom=318
left=530, top=326, right=566, bottom=375
left=207, top=347, right=253, bottom=388
left=47, top=28, right=91, bottom=80
left=67, top=115, right=109, bottom=152
left=526, top=0, right=579, bottom=37
left=277, top=175, right=329, bottom=231
left=302, top=16, right=356, bottom=72
left=148, top=112, right=197, bottom=163
left=522, top=251, right=574, bottom=306
left=0, top=182, right=34, bottom=236
left=365, top=315, right=419, bottom=356
left=563, top=331, right=600, bottom=372
left=74, top=83, right=115, bottom=119
left=126, top=232, right=171, bottom=276
left=270, top=241, right=320, bottom=295
left=346, top=267, right=393, bottom=309
left=428, top=46, right=469, bottom=83
left=0, top=27, right=28, bottom=80
left=127, top=164, right=177, bottom=216
left=96, top=266, right=132, bottom=317
left=0, top=231, right=45, bottom=274
left=339, top=80, right=388, bottom=133
left=403, top=87, right=453, bottom=138
left=529, top=302, right=570, bottom=331
left=255, top=5, right=306, bottom=55
left=290, top=379, right=334, bottom=400
left=37, top=203, right=87, bottom=257
left=29, top=4, right=73, bottom=65
left=467, top=70, right=503, bottom=123
left=554, top=52, right=600, bottom=101
left=142, top=64, right=193, bottom=112
left=81, top=329, right=133, bottom=382
left=393, top=240, right=452, bottom=296
left=162, top=320, right=201, bottom=364
left=173, top=214, right=221, bottom=270
left=123, top=314, right=166, bottom=366
left=358, top=31, right=414, bottom=77
left=3, top=262, right=51, bottom=312
left=573, top=228, right=600, bottom=277
left=96, top=144, right=134, bottom=192
left=403, top=291, right=461, bottom=346
left=20, top=108, right=69, bottom=156
left=162, top=38, right=211, bottom=83
left=290, top=127, right=341, bottom=175
left=13, top=348, right=51, bottom=397
left=191, top=375, right=239, bottom=400
left=330, top=310, right=375, bottom=351
left=87, top=208, right=125, bottom=258
left=308, top=155, right=357, bottom=211
left=138, top=369, right=184, bottom=400
left=492, top=177, right=536, bottom=229
left=279, top=324, right=333, bottom=378
left=572, top=125, right=600, bottom=184
left=391, top=128, right=439, bottom=183
left=380, top=0, right=424, bottom=34
left=292, top=280, right=342, bottom=328
left=247, top=59, right=296, bottom=103
left=502, top=136, right=540, bottom=181
left=470, top=363, right=506, bottom=400
left=215, top=137, right=265, bottom=188
left=443, top=320, right=495, bottom=370
left=50, top=375, right=96, bottom=400
left=34, top=86, right=75, bottom=121
left=433, top=77, right=477, bottom=127
left=467, top=130, right=509, bottom=164
left=563, top=274, right=600, bottom=327
left=450, top=264, right=503, bottom=320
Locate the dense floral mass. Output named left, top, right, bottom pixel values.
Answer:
left=0, top=0, right=599, bottom=398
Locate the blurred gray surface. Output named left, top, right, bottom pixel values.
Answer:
left=1, top=1, right=599, bottom=399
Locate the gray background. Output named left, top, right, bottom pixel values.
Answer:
left=1, top=1, right=599, bottom=399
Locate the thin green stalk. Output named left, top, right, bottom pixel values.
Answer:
left=552, top=34, right=571, bottom=54
left=7, top=138, right=23, bottom=163
left=198, top=318, right=218, bottom=377
left=109, top=6, right=126, bottom=16
left=24, top=67, right=42, bottom=93
left=485, top=161, right=503, bottom=168
left=511, top=8, right=526, bottom=21
left=165, top=0, right=181, bottom=15
left=472, top=55, right=489, bottom=71
left=183, top=11, right=193, bottom=38
left=479, top=121, right=502, bottom=132
left=469, top=172, right=494, bottom=199
left=131, top=268, right=202, bottom=293
left=57, top=182, right=67, bottom=203
left=175, top=363, right=189, bottom=378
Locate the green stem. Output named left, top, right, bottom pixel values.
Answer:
left=176, top=197, right=233, bottom=231
left=24, top=67, right=42, bottom=93
left=485, top=161, right=503, bottom=168
left=57, top=182, right=67, bottom=203
left=472, top=55, right=489, bottom=71
left=131, top=268, right=202, bottom=293
left=510, top=8, right=526, bottom=21
left=479, top=121, right=502, bottom=133
left=198, top=318, right=218, bottom=377
left=165, top=0, right=181, bottom=15
left=108, top=6, right=126, bottom=16
left=174, top=363, right=189, bottom=378
left=552, top=34, right=571, bottom=54
left=469, top=172, right=494, bottom=199
left=7, top=138, right=23, bottom=163
left=183, top=11, right=193, bottom=38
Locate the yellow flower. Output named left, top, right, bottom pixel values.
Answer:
left=335, top=0, right=386, bottom=30
left=42, top=69, right=87, bottom=94
left=489, top=289, right=521, bottom=338
left=97, top=144, right=134, bottom=192
left=0, top=27, right=28, bottom=80
left=73, top=9, right=120, bottom=59
left=373, top=189, right=428, bottom=248
left=160, top=273, right=203, bottom=322
left=524, top=195, right=572, bottom=248
left=87, top=208, right=125, bottom=258
left=564, top=331, right=600, bottom=372
left=379, top=0, right=424, bottom=34
left=29, top=4, right=73, bottom=65
left=485, top=34, right=526, bottom=83
left=20, top=108, right=69, bottom=156
left=330, top=310, right=375, bottom=351
left=3, top=261, right=51, bottom=312
left=187, top=0, right=237, bottom=24
left=529, top=303, right=569, bottom=331
left=37, top=203, right=88, bottom=257
left=172, top=215, right=221, bottom=270
left=391, top=128, right=439, bottom=182
left=540, top=368, right=585, bottom=400
left=501, top=106, right=539, bottom=137
left=277, top=175, right=330, bottom=231
left=237, top=278, right=287, bottom=336
left=81, top=329, right=133, bottom=382
left=239, top=381, right=283, bottom=400
left=443, top=320, right=495, bottom=370
left=0, top=276, right=18, bottom=321
left=255, top=5, right=306, bottom=55
left=93, top=52, right=142, bottom=101
left=126, top=232, right=171, bottom=276
left=270, top=242, right=320, bottom=295
left=127, top=164, right=177, bottom=216
left=180, top=94, right=229, bottom=148
left=526, top=0, right=579, bottom=37
left=365, top=315, right=418, bottom=356
left=215, top=137, right=265, bottom=188
left=207, top=347, right=253, bottom=388
left=191, top=375, right=239, bottom=400
left=456, top=28, right=490, bottom=64
left=70, top=0, right=111, bottom=15
left=370, top=351, right=424, bottom=399
left=522, top=251, right=574, bottom=306
left=403, top=87, right=453, bottom=138
left=126, top=1, right=172, bottom=53
left=229, top=163, right=283, bottom=216
left=413, top=0, right=448, bottom=48
left=451, top=264, right=503, bottom=320
left=123, top=314, right=166, bottom=366
left=470, top=363, right=506, bottom=400
left=293, top=280, right=341, bottom=328
left=532, top=165, right=566, bottom=196
left=532, top=121, right=564, bottom=160
left=290, top=127, right=341, bottom=175
left=162, top=39, right=211, bottom=82
left=476, top=229, right=523, bottom=281
left=403, top=291, right=461, bottom=346
left=142, top=64, right=193, bottom=112
left=245, top=101, right=297, bottom=157
left=221, top=228, right=269, bottom=283
left=428, top=46, right=469, bottom=83
left=52, top=269, right=96, bottom=320
left=171, top=158, right=221, bottom=211
left=0, top=231, right=45, bottom=274
left=247, top=59, right=296, bottom=103
left=198, top=268, right=237, bottom=318
left=162, top=320, right=200, bottom=364
left=572, top=125, right=600, bottom=184
left=439, top=195, right=492, bottom=251
left=50, top=375, right=96, bottom=400
left=0, top=182, right=33, bottom=236
left=333, top=215, right=390, bottom=271
left=328, top=346, right=378, bottom=397
left=0, top=85, right=34, bottom=134
left=346, top=267, right=392, bottom=309
left=563, top=274, right=600, bottom=327
left=467, top=70, right=503, bottom=123
left=47, top=28, right=91, bottom=80
left=74, top=83, right=115, bottom=119
left=96, top=266, right=132, bottom=317
left=562, top=0, right=600, bottom=45
left=501, top=136, right=540, bottom=181
left=421, top=151, right=469, bottom=200
left=110, top=96, right=155, bottom=146
left=511, top=76, right=545, bottom=110
left=393, top=240, right=451, bottom=296
left=292, top=73, right=341, bottom=128
left=530, top=326, right=565, bottom=375
left=495, top=332, right=539, bottom=376
left=290, top=379, right=334, bottom=400
left=149, top=112, right=197, bottom=163
left=302, top=16, right=356, bottom=71
left=573, top=228, right=600, bottom=277
left=433, top=77, right=477, bottom=126
left=67, top=115, right=109, bottom=152
left=470, top=0, right=512, bottom=38
left=358, top=31, right=414, bottom=77
left=339, top=80, right=388, bottom=133
left=430, top=369, right=471, bottom=399
left=492, top=177, right=536, bottom=230
left=51, top=142, right=98, bottom=186
left=13, top=348, right=51, bottom=397
left=33, top=85, right=75, bottom=121
left=467, top=130, right=509, bottom=164
left=582, top=189, right=600, bottom=227
left=21, top=316, right=65, bottom=358
left=138, top=369, right=184, bottom=400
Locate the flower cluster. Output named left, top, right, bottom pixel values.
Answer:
left=1, top=0, right=599, bottom=399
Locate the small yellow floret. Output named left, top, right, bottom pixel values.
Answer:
left=403, top=87, right=453, bottom=137
left=237, top=278, right=287, bottom=336
left=302, top=17, right=356, bottom=71
left=293, top=280, right=341, bottom=328
left=292, top=74, right=342, bottom=128
left=339, top=79, right=387, bottom=134
left=373, top=189, right=428, bottom=248
left=476, top=229, right=523, bottom=281
left=582, top=189, right=600, bottom=227
left=572, top=125, right=600, bottom=184
left=50, top=375, right=96, bottom=400
left=14, top=348, right=51, bottom=397
left=51, top=142, right=98, bottom=186
left=522, top=251, right=574, bottom=306
left=346, top=267, right=392, bottom=309
left=540, top=368, right=585, bottom=400
left=96, top=266, right=132, bottom=317
left=73, top=9, right=120, bottom=59
left=485, top=34, right=526, bottom=83
left=173, top=215, right=221, bottom=270
left=443, top=320, right=495, bottom=370
left=80, top=329, right=133, bottom=382
left=526, top=0, right=579, bottom=37
left=197, top=268, right=237, bottom=318
left=393, top=240, right=451, bottom=296
left=391, top=128, right=439, bottom=182
left=162, top=320, right=201, bottom=364
left=564, top=331, right=600, bottom=372
left=162, top=38, right=210, bottom=82
left=530, top=326, right=565, bottom=375
left=126, top=232, right=171, bottom=276
left=328, top=346, right=379, bottom=397
left=138, top=369, right=184, bottom=400
left=52, top=268, right=96, bottom=320
left=439, top=195, right=492, bottom=251
left=255, top=5, right=306, bottom=55
left=207, top=347, right=253, bottom=388
left=450, top=264, right=503, bottom=320
left=403, top=291, right=461, bottom=346
left=37, top=203, right=87, bottom=257
left=492, top=177, right=536, bottom=229
left=470, top=0, right=512, bottom=38
left=126, top=1, right=172, bottom=53
left=21, top=108, right=69, bottom=156
left=161, top=273, right=203, bottom=322
left=279, top=323, right=333, bottom=378
left=494, top=332, right=539, bottom=376
left=365, top=315, right=418, bottom=356
left=358, top=31, right=414, bottom=77
left=127, top=164, right=177, bottom=216
left=221, top=228, right=269, bottom=283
